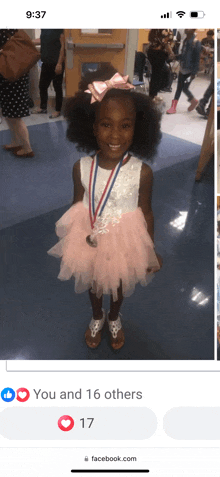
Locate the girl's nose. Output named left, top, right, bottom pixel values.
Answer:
left=110, top=126, right=120, bottom=139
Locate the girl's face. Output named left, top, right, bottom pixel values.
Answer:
left=93, top=96, right=136, bottom=164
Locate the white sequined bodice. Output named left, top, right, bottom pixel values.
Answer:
left=80, top=156, right=142, bottom=234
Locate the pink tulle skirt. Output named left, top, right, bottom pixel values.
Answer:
left=47, top=202, right=160, bottom=301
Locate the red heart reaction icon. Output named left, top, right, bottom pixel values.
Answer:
left=58, top=415, right=74, bottom=432
left=16, top=388, right=30, bottom=402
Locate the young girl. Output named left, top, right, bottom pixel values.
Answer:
left=48, top=65, right=162, bottom=350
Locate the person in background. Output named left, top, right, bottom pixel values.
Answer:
left=134, top=51, right=146, bottom=82
left=33, top=29, right=65, bottom=118
left=166, top=29, right=201, bottom=114
left=196, top=69, right=214, bottom=119
left=147, top=29, right=174, bottom=102
left=0, top=29, right=34, bottom=157
left=200, top=30, right=214, bottom=75
left=172, top=30, right=182, bottom=56
left=201, top=30, right=214, bottom=49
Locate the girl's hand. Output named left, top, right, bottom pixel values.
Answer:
left=147, top=253, right=163, bottom=273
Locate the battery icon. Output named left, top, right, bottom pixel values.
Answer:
left=190, top=11, right=205, bottom=18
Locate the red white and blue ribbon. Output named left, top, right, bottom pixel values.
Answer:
left=88, top=152, right=129, bottom=231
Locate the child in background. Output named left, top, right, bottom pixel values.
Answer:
left=166, top=29, right=201, bottom=114
left=48, top=65, right=162, bottom=350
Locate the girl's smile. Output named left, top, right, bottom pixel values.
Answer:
left=93, top=96, right=136, bottom=167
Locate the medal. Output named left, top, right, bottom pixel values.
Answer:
left=86, top=234, right=97, bottom=248
left=86, top=153, right=129, bottom=248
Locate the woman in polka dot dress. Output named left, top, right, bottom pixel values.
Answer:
left=0, top=29, right=34, bottom=157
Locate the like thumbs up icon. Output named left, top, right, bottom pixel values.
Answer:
left=5, top=390, right=12, bottom=399
left=1, top=387, right=16, bottom=402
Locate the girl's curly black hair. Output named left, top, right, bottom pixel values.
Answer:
left=64, top=64, right=162, bottom=160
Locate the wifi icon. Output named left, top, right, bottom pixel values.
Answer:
left=176, top=10, right=186, bottom=17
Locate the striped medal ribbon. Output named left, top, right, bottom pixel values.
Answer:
left=86, top=152, right=129, bottom=247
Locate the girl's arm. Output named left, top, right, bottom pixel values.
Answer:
left=72, top=160, right=85, bottom=204
left=138, top=163, right=162, bottom=271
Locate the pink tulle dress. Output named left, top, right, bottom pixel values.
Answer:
left=47, top=156, right=160, bottom=301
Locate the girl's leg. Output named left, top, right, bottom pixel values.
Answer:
left=174, top=72, right=186, bottom=100
left=167, top=72, right=186, bottom=114
left=85, top=290, right=104, bottom=348
left=108, top=282, right=125, bottom=350
left=182, top=75, right=198, bottom=111
left=108, top=282, right=123, bottom=321
left=182, top=75, right=194, bottom=101
left=89, top=289, right=103, bottom=320
left=5, top=118, right=32, bottom=154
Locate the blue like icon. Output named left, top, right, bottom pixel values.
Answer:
left=1, top=388, right=15, bottom=402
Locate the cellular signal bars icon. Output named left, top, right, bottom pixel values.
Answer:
left=161, top=11, right=172, bottom=18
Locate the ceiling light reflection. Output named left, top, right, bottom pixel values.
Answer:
left=170, top=211, right=188, bottom=231
left=190, top=287, right=210, bottom=306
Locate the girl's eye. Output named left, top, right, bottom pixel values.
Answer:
left=122, top=123, right=131, bottom=129
left=101, top=122, right=110, bottom=128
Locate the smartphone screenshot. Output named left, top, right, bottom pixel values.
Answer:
left=0, top=2, right=217, bottom=475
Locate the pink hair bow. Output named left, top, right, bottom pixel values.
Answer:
left=85, top=72, right=135, bottom=103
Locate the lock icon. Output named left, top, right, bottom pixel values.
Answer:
left=84, top=456, right=89, bottom=462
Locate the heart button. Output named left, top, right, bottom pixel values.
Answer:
left=16, top=388, right=30, bottom=402
left=61, top=419, right=71, bottom=428
left=58, top=415, right=74, bottom=431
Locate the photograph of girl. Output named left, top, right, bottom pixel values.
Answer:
left=0, top=28, right=214, bottom=360
left=48, top=65, right=162, bottom=350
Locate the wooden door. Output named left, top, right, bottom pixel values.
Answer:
left=64, top=29, right=128, bottom=97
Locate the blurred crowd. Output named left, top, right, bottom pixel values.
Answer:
left=134, top=29, right=214, bottom=118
